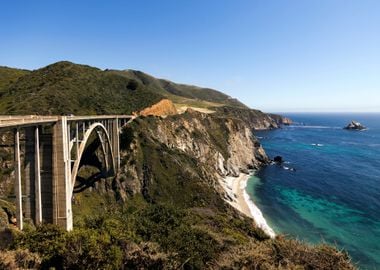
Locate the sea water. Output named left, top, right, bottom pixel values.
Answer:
left=248, top=113, right=380, bottom=269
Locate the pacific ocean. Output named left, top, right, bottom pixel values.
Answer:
left=248, top=113, right=380, bottom=269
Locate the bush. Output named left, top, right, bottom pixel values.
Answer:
left=0, top=249, right=41, bottom=269
left=63, top=228, right=122, bottom=270
left=13, top=224, right=66, bottom=267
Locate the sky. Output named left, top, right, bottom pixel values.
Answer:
left=1, top=0, right=379, bottom=112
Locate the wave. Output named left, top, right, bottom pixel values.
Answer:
left=290, top=125, right=341, bottom=129
left=241, top=179, right=276, bottom=238
left=311, top=143, right=324, bottom=147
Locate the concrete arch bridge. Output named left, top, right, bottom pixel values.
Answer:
left=0, top=115, right=134, bottom=230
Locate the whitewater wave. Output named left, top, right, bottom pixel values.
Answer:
left=241, top=179, right=276, bottom=238
left=291, top=125, right=341, bottom=129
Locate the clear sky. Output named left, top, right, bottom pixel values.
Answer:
left=1, top=0, right=379, bottom=112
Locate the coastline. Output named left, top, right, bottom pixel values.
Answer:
left=219, top=173, right=276, bottom=238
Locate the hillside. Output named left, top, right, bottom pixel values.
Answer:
left=0, top=62, right=163, bottom=115
left=0, top=62, right=247, bottom=115
left=0, top=66, right=30, bottom=93
left=108, top=69, right=247, bottom=109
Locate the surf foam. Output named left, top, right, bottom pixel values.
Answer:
left=241, top=178, right=276, bottom=238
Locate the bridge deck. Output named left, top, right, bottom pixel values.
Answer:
left=0, top=115, right=134, bottom=129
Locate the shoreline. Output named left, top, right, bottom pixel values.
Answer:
left=219, top=173, right=276, bottom=238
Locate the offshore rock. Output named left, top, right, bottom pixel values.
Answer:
left=273, top=156, right=283, bottom=164
left=344, top=120, right=366, bottom=130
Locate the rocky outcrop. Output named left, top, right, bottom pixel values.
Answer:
left=344, top=120, right=366, bottom=130
left=138, top=99, right=178, bottom=117
left=115, top=109, right=269, bottom=202
left=213, top=106, right=280, bottom=130
left=268, top=113, right=292, bottom=126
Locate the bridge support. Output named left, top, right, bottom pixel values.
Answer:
left=112, top=118, right=120, bottom=172
left=14, top=129, right=23, bottom=230
left=52, top=117, right=73, bottom=231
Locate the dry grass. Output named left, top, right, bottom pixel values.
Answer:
left=0, top=249, right=41, bottom=270
left=214, top=236, right=355, bottom=270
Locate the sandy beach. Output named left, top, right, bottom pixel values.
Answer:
left=219, top=173, right=276, bottom=238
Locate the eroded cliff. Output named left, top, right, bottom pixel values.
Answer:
left=114, top=109, right=269, bottom=203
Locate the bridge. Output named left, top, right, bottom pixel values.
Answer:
left=0, top=115, right=134, bottom=231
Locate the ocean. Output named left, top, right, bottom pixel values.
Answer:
left=248, top=113, right=380, bottom=269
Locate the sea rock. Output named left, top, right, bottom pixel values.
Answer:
left=273, top=156, right=283, bottom=164
left=344, top=121, right=366, bottom=130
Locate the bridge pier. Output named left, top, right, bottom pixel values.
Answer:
left=14, top=129, right=23, bottom=230
left=52, top=117, right=73, bottom=231
left=112, top=118, right=120, bottom=172
left=23, top=127, right=36, bottom=224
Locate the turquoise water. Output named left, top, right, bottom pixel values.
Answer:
left=247, top=113, right=380, bottom=269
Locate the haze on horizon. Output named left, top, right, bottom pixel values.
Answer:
left=1, top=0, right=379, bottom=113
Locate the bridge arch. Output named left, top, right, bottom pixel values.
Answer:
left=71, top=123, right=115, bottom=193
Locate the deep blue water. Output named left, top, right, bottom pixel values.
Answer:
left=248, top=113, right=380, bottom=269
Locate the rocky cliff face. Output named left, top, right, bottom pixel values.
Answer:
left=213, top=106, right=279, bottom=130
left=114, top=109, right=269, bottom=204
left=268, top=113, right=292, bottom=125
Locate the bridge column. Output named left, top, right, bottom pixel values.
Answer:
left=52, top=117, right=73, bottom=231
left=34, top=126, right=42, bottom=224
left=14, top=128, right=23, bottom=230
left=23, top=127, right=36, bottom=224
left=111, top=118, right=120, bottom=172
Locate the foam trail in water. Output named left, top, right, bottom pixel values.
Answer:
left=292, top=125, right=341, bottom=129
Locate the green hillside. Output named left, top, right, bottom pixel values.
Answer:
left=108, top=69, right=247, bottom=109
left=0, top=66, right=30, bottom=93
left=0, top=62, right=163, bottom=115
left=0, top=61, right=249, bottom=115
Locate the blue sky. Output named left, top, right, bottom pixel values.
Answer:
left=1, top=0, right=379, bottom=112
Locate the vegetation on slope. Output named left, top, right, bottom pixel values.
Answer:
left=0, top=62, right=163, bottom=115
left=0, top=61, right=249, bottom=115
left=0, top=66, right=30, bottom=94
left=108, top=69, right=247, bottom=109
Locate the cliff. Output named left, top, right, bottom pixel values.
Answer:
left=213, top=106, right=279, bottom=130
left=115, top=109, right=268, bottom=202
left=268, top=113, right=293, bottom=125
